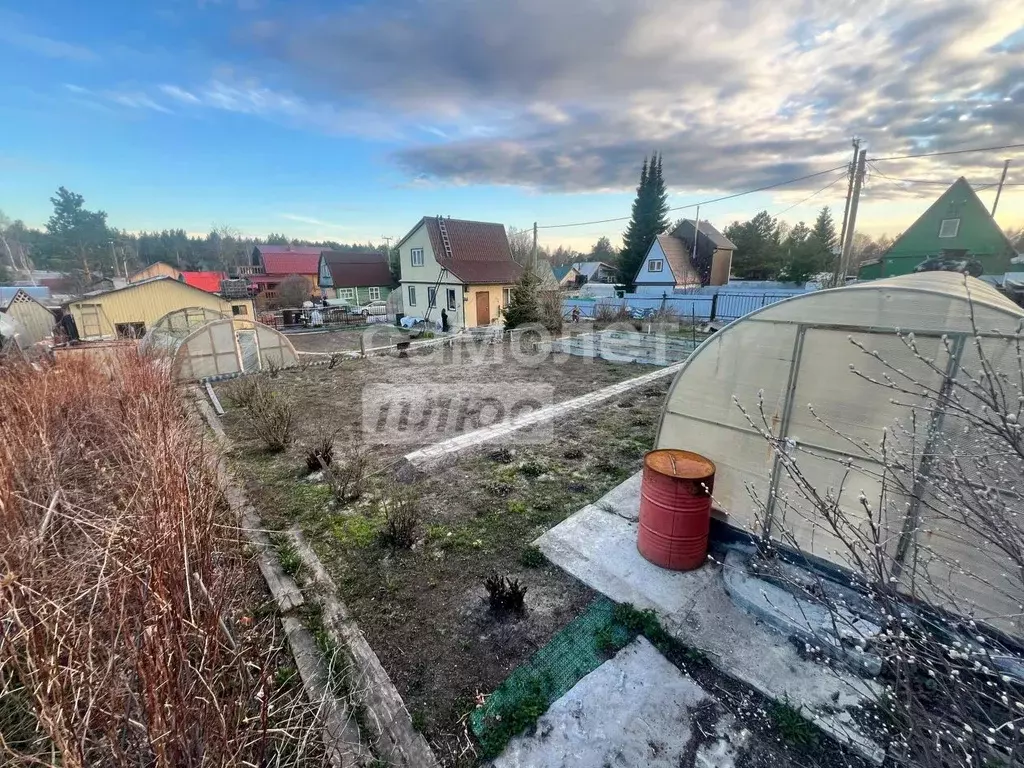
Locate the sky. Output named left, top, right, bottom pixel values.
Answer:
left=1, top=0, right=1022, bottom=253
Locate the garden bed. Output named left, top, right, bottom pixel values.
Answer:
left=217, top=349, right=669, bottom=763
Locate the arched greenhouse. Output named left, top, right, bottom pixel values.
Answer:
left=656, top=272, right=1024, bottom=634
left=140, top=309, right=299, bottom=381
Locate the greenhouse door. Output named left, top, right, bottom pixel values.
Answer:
left=236, top=329, right=261, bottom=373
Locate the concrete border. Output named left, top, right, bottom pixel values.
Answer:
left=403, top=361, right=685, bottom=470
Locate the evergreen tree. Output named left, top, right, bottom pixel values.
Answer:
left=811, top=206, right=837, bottom=252
left=619, top=152, right=669, bottom=290
left=725, top=210, right=783, bottom=280
left=503, top=265, right=540, bottom=330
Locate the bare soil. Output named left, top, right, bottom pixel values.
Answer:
left=218, top=349, right=669, bottom=764
left=287, top=325, right=413, bottom=355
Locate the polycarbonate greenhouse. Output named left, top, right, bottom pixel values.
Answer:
left=656, top=273, right=1024, bottom=634
left=140, top=307, right=299, bottom=381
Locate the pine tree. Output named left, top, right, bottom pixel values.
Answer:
left=811, top=206, right=837, bottom=252
left=619, top=152, right=669, bottom=290
left=503, top=265, right=541, bottom=330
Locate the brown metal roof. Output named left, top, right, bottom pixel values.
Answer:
left=655, top=234, right=700, bottom=285
left=411, top=217, right=522, bottom=284
left=321, top=251, right=394, bottom=288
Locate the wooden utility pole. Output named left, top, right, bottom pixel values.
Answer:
left=531, top=222, right=538, bottom=268
left=838, top=148, right=867, bottom=281
left=836, top=138, right=860, bottom=281
left=690, top=205, right=701, bottom=266
left=991, top=160, right=1011, bottom=217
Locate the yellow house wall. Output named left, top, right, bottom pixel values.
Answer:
left=464, top=283, right=513, bottom=328
left=68, top=279, right=253, bottom=339
left=130, top=262, right=181, bottom=282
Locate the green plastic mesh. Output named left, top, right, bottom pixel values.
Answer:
left=470, top=597, right=628, bottom=746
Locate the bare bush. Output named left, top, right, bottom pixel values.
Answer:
left=243, top=383, right=295, bottom=451
left=0, top=351, right=324, bottom=766
left=379, top=491, right=420, bottom=549
left=735, top=283, right=1024, bottom=767
left=325, top=449, right=369, bottom=503
left=304, top=429, right=336, bottom=474
left=221, top=374, right=263, bottom=409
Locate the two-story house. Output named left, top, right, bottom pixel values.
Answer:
left=633, top=219, right=736, bottom=293
left=397, top=216, right=523, bottom=329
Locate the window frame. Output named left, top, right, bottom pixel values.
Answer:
left=231, top=304, right=248, bottom=316
left=368, top=286, right=381, bottom=301
left=427, top=286, right=437, bottom=308
left=114, top=321, right=146, bottom=339
left=446, top=288, right=457, bottom=310
left=408, top=285, right=417, bottom=306
left=649, top=259, right=664, bottom=272
left=338, top=287, right=355, bottom=301
left=503, top=288, right=513, bottom=306
left=410, top=248, right=424, bottom=267
left=938, top=218, right=960, bottom=238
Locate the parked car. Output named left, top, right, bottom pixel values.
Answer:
left=352, top=299, right=388, bottom=318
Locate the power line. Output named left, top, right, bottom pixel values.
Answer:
left=536, top=164, right=850, bottom=230
left=771, top=172, right=849, bottom=217
left=869, top=142, right=1024, bottom=162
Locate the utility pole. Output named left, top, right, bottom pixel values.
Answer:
left=836, top=138, right=860, bottom=281
left=838, top=149, right=867, bottom=282
left=531, top=222, right=538, bottom=269
left=381, top=235, right=393, bottom=251
left=690, top=205, right=701, bottom=266
left=991, top=160, right=1011, bottom=217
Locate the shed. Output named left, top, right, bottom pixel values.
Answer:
left=1, top=288, right=55, bottom=347
left=655, top=272, right=1024, bottom=634
left=65, top=277, right=254, bottom=340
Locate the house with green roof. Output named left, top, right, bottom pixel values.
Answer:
left=858, top=177, right=1018, bottom=280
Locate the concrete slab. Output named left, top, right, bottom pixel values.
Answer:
left=535, top=506, right=884, bottom=763
left=494, top=637, right=747, bottom=768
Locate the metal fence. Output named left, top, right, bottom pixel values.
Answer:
left=562, top=290, right=806, bottom=323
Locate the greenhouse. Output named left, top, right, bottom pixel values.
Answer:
left=656, top=272, right=1024, bottom=634
left=140, top=308, right=299, bottom=381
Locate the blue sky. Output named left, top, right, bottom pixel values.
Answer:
left=1, top=0, right=1022, bottom=252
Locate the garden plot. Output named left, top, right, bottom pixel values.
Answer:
left=215, top=348, right=671, bottom=765
left=288, top=325, right=412, bottom=355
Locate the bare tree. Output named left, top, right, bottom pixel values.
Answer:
left=276, top=274, right=311, bottom=308
left=507, top=226, right=534, bottom=265
left=735, top=279, right=1024, bottom=767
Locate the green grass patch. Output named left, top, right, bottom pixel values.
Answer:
left=274, top=537, right=303, bottom=577
left=477, top=674, right=552, bottom=758
left=507, top=500, right=528, bottom=515
left=519, top=545, right=546, bottom=568
left=768, top=696, right=820, bottom=750
left=331, top=513, right=382, bottom=548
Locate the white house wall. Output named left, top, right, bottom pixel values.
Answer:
left=399, top=223, right=445, bottom=285
left=634, top=239, right=676, bottom=286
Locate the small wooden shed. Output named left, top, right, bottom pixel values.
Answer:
left=1, top=288, right=55, bottom=347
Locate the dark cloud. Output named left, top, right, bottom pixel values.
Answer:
left=237, top=0, right=1024, bottom=193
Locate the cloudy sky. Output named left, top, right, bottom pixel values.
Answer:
left=1, top=0, right=1022, bottom=251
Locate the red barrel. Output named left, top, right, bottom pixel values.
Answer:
left=637, top=449, right=716, bottom=570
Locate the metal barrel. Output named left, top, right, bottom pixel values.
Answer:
left=637, top=449, right=716, bottom=571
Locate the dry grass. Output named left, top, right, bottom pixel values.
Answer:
left=0, top=351, right=324, bottom=767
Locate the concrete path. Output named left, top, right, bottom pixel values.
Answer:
left=405, top=362, right=685, bottom=470
left=494, top=637, right=747, bottom=768
left=534, top=474, right=885, bottom=764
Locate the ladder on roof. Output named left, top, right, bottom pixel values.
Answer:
left=437, top=215, right=455, bottom=261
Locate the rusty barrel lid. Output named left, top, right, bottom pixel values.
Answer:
left=643, top=449, right=715, bottom=480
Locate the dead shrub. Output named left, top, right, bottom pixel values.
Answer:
left=484, top=573, right=528, bottom=614
left=222, top=374, right=263, bottom=409
left=325, top=449, right=369, bottom=502
left=304, top=429, right=336, bottom=473
left=0, top=350, right=324, bottom=766
left=379, top=491, right=420, bottom=548
left=244, top=384, right=295, bottom=451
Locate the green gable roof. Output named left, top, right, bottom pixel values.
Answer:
left=860, top=177, right=1017, bottom=279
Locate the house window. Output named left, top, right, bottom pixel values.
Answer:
left=339, top=288, right=355, bottom=301
left=446, top=289, right=457, bottom=310
left=649, top=259, right=664, bottom=272
left=411, top=248, right=424, bottom=266
left=427, top=286, right=436, bottom=307
left=115, top=322, right=145, bottom=339
left=939, top=218, right=960, bottom=238
left=503, top=288, right=513, bottom=306
left=368, top=286, right=381, bottom=300
left=231, top=304, right=248, bottom=316
left=408, top=286, right=417, bottom=306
